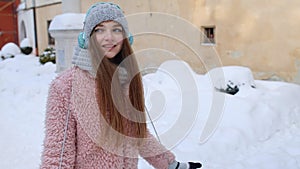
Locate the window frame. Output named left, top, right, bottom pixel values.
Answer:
left=201, top=26, right=216, bottom=46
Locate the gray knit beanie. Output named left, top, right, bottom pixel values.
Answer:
left=72, top=2, right=131, bottom=78
left=82, top=2, right=129, bottom=49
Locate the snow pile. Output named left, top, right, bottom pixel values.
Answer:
left=206, top=66, right=256, bottom=95
left=0, top=55, right=56, bottom=169
left=48, top=13, right=85, bottom=31
left=1, top=42, right=21, bottom=59
left=207, top=66, right=256, bottom=89
left=141, top=60, right=300, bottom=168
left=0, top=57, right=300, bottom=169
left=20, top=38, right=32, bottom=48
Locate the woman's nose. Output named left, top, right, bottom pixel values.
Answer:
left=104, top=31, right=113, bottom=41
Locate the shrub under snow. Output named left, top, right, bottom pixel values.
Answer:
left=206, top=66, right=256, bottom=95
left=1, top=42, right=21, bottom=59
left=20, top=38, right=33, bottom=55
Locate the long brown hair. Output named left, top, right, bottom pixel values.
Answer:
left=88, top=31, right=147, bottom=145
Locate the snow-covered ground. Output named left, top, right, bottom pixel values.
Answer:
left=0, top=54, right=300, bottom=169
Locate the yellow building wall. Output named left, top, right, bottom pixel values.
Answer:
left=36, top=0, right=300, bottom=84
left=35, top=3, right=61, bottom=55
left=194, top=0, right=300, bottom=83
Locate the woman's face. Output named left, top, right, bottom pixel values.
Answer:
left=93, top=21, right=124, bottom=59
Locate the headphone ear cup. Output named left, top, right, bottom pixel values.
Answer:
left=78, top=32, right=87, bottom=49
left=128, top=33, right=134, bottom=45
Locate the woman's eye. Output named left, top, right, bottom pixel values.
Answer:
left=113, top=28, right=122, bottom=33
left=94, top=28, right=104, bottom=33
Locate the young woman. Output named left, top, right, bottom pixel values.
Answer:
left=40, top=2, right=201, bottom=169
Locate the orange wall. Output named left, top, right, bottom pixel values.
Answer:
left=0, top=0, right=20, bottom=49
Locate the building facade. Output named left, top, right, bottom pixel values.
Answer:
left=17, top=0, right=300, bottom=84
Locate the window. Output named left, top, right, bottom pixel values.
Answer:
left=201, top=26, right=215, bottom=45
left=47, top=20, right=55, bottom=45
left=20, top=21, right=27, bottom=40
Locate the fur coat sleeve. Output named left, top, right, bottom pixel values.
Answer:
left=40, top=70, right=77, bottom=169
left=139, top=131, right=176, bottom=169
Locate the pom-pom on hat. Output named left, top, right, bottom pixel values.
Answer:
left=78, top=2, right=132, bottom=49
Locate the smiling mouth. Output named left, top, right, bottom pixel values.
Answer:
left=103, top=44, right=117, bottom=52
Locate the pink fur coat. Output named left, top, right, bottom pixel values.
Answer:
left=40, top=67, right=175, bottom=169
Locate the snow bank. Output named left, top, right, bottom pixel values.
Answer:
left=0, top=55, right=56, bottom=169
left=142, top=60, right=300, bottom=169
left=20, top=38, right=32, bottom=48
left=1, top=42, right=21, bottom=58
left=1, top=57, right=300, bottom=169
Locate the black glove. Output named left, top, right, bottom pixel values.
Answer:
left=168, top=160, right=202, bottom=169
left=188, top=162, right=202, bottom=169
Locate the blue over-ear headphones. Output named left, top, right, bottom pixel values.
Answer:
left=128, top=33, right=134, bottom=45
left=78, top=32, right=86, bottom=49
